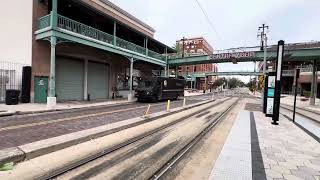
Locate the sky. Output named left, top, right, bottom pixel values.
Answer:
left=109, top=0, right=320, bottom=82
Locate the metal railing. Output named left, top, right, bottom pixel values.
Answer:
left=116, top=37, right=146, bottom=55
left=38, top=14, right=51, bottom=30
left=0, top=61, right=27, bottom=102
left=148, top=49, right=166, bottom=61
left=37, top=14, right=167, bottom=62
left=282, top=70, right=295, bottom=76
left=57, top=15, right=114, bottom=44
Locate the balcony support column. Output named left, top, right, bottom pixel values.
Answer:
left=128, top=57, right=134, bottom=102
left=113, top=21, right=117, bottom=46
left=84, top=59, right=88, bottom=101
left=50, top=0, right=58, bottom=29
left=145, top=38, right=149, bottom=56
left=165, top=47, right=168, bottom=77
left=310, top=60, right=317, bottom=105
left=47, top=36, right=57, bottom=108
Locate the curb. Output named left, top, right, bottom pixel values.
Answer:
left=0, top=99, right=216, bottom=166
left=0, top=112, right=16, bottom=117
left=0, top=101, right=134, bottom=117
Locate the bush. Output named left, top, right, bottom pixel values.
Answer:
left=303, top=91, right=311, bottom=98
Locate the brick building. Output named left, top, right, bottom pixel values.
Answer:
left=176, top=37, right=218, bottom=90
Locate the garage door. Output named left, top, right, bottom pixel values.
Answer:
left=88, top=62, right=109, bottom=100
left=56, top=58, right=84, bottom=101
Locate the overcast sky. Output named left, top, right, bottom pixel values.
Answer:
left=109, top=0, right=320, bottom=82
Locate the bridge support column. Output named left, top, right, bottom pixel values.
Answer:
left=128, top=58, right=134, bottom=102
left=310, top=60, right=317, bottom=105
left=310, top=60, right=318, bottom=106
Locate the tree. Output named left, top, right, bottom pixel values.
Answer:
left=246, top=79, right=256, bottom=92
left=212, top=78, right=227, bottom=88
left=228, top=78, right=245, bottom=89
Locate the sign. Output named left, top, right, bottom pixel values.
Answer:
left=266, top=98, right=274, bottom=114
left=210, top=52, right=255, bottom=60
left=259, top=75, right=265, bottom=89
left=265, top=72, right=276, bottom=117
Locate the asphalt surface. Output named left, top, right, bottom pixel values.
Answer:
left=0, top=94, right=214, bottom=150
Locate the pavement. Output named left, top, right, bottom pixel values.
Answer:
left=210, top=98, right=320, bottom=180
left=0, top=98, right=129, bottom=116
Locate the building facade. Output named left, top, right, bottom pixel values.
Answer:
left=258, top=42, right=320, bottom=98
left=176, top=37, right=218, bottom=90
left=1, top=0, right=175, bottom=106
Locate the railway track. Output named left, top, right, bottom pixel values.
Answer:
left=150, top=98, right=239, bottom=180
left=46, top=97, right=238, bottom=180
left=280, top=104, right=320, bottom=124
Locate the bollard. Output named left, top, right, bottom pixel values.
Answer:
left=211, top=94, right=214, bottom=100
left=166, top=100, right=171, bottom=112
left=183, top=98, right=186, bottom=108
left=144, top=104, right=151, bottom=118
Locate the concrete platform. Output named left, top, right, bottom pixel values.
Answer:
left=210, top=101, right=320, bottom=180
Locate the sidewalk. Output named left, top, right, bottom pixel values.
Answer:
left=210, top=99, right=320, bottom=180
left=0, top=98, right=129, bottom=115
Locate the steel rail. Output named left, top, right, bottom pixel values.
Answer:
left=280, top=105, right=320, bottom=125
left=43, top=97, right=233, bottom=180
left=150, top=98, right=240, bottom=180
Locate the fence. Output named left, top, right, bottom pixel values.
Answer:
left=0, top=61, right=27, bottom=102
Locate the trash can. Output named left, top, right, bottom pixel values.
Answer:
left=5, top=90, right=20, bottom=105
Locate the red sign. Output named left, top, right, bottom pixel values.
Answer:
left=211, top=52, right=255, bottom=60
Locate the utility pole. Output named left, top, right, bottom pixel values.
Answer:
left=258, top=24, right=269, bottom=75
left=258, top=24, right=269, bottom=108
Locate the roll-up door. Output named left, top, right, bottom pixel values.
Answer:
left=56, top=58, right=84, bottom=101
left=88, top=62, right=109, bottom=100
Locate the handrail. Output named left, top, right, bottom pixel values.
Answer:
left=38, top=14, right=51, bottom=29
left=57, top=15, right=113, bottom=44
left=37, top=14, right=166, bottom=62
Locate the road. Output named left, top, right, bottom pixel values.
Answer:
left=0, top=94, right=215, bottom=150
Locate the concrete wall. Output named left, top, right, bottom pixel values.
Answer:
left=0, top=0, right=33, bottom=64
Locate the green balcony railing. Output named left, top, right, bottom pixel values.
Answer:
left=148, top=49, right=166, bottom=61
left=38, top=14, right=51, bottom=30
left=37, top=14, right=167, bottom=62
left=116, top=37, right=146, bottom=55
left=57, top=15, right=113, bottom=44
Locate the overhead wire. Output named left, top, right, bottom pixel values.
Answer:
left=194, top=0, right=222, bottom=44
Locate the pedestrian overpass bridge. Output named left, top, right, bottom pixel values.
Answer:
left=167, top=45, right=320, bottom=67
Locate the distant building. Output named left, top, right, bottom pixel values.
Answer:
left=176, top=37, right=218, bottom=90
left=258, top=41, right=320, bottom=98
